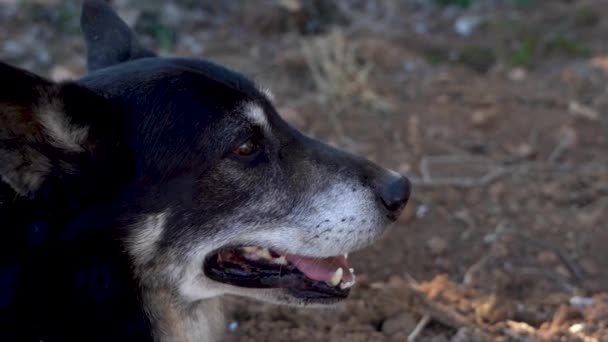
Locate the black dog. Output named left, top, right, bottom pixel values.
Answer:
left=0, top=1, right=410, bottom=341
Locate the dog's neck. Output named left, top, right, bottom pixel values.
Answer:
left=145, top=289, right=225, bottom=342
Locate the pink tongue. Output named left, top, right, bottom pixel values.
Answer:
left=285, top=254, right=354, bottom=283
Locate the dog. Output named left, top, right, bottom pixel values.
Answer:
left=0, top=1, right=410, bottom=341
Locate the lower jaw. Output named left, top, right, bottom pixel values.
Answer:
left=207, top=274, right=351, bottom=303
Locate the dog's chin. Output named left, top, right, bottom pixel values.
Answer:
left=202, top=246, right=355, bottom=305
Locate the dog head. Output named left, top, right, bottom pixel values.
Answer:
left=0, top=0, right=410, bottom=313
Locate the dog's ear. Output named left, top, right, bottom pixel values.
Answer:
left=81, top=0, right=156, bottom=72
left=0, top=62, right=115, bottom=196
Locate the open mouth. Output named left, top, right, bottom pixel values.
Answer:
left=203, top=246, right=356, bottom=302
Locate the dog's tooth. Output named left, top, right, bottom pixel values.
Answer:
left=340, top=279, right=356, bottom=290
left=242, top=246, right=258, bottom=253
left=343, top=254, right=348, bottom=259
left=255, top=248, right=273, bottom=260
left=340, top=272, right=356, bottom=290
left=272, top=256, right=288, bottom=265
left=327, top=268, right=343, bottom=287
left=349, top=268, right=355, bottom=274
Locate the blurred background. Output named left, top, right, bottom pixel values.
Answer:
left=2, top=0, right=607, bottom=340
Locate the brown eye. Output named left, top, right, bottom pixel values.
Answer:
left=234, top=139, right=258, bottom=157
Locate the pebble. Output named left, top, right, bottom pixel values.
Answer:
left=508, top=68, right=527, bottom=81
left=415, top=204, right=429, bottom=219
left=470, top=110, right=496, bottom=128
left=427, top=236, right=448, bottom=256
left=570, top=296, right=594, bottom=310
left=569, top=322, right=586, bottom=334
left=228, top=320, right=239, bottom=332
left=454, top=15, right=483, bottom=37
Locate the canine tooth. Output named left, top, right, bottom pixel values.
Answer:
left=242, top=246, right=258, bottom=253
left=340, top=279, right=356, bottom=290
left=328, top=268, right=343, bottom=287
left=349, top=268, right=355, bottom=274
left=343, top=254, right=348, bottom=259
left=340, top=272, right=356, bottom=290
left=272, top=256, right=288, bottom=265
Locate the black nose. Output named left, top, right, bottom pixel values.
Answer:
left=380, top=174, right=411, bottom=213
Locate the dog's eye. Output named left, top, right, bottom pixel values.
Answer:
left=233, top=139, right=259, bottom=157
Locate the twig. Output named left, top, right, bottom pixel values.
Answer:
left=519, top=236, right=585, bottom=287
left=412, top=156, right=608, bottom=188
left=503, top=320, right=538, bottom=342
left=416, top=155, right=507, bottom=187
left=407, top=314, right=431, bottom=342
left=409, top=167, right=506, bottom=188
left=547, top=139, right=570, bottom=164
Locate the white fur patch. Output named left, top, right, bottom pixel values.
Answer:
left=244, top=103, right=269, bottom=131
left=260, top=87, right=275, bottom=102
left=128, top=212, right=168, bottom=265
left=38, top=104, right=89, bottom=152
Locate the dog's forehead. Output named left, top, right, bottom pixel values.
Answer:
left=83, top=58, right=266, bottom=102
left=80, top=57, right=290, bottom=152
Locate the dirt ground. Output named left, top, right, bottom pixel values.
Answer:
left=2, top=0, right=607, bottom=340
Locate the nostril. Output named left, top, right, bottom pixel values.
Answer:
left=380, top=176, right=411, bottom=212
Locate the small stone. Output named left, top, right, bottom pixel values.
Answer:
left=508, top=68, right=527, bottom=81
left=381, top=311, right=417, bottom=336
left=569, top=323, right=586, bottom=334
left=427, top=236, right=448, bottom=256
left=454, top=15, right=483, bottom=37
left=470, top=110, right=496, bottom=128
left=415, top=204, right=429, bottom=219
left=570, top=296, right=594, bottom=310
left=536, top=251, right=559, bottom=265
left=507, top=143, right=536, bottom=159
left=227, top=320, right=239, bottom=332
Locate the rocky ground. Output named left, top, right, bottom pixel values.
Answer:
left=2, top=0, right=607, bottom=340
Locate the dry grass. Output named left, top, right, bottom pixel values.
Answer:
left=301, top=29, right=388, bottom=110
